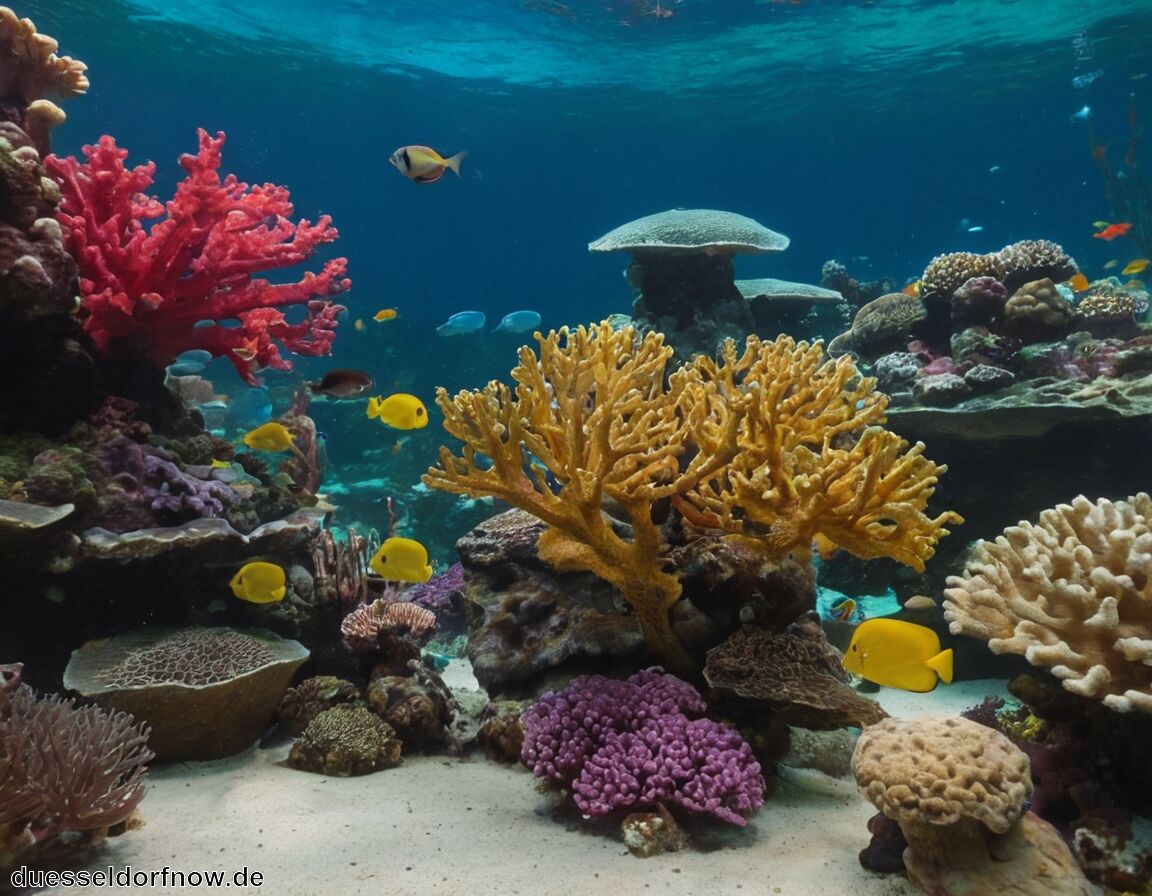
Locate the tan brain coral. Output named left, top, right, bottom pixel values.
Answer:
left=943, top=493, right=1152, bottom=714
left=853, top=716, right=1031, bottom=834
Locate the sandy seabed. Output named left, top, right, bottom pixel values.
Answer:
left=21, top=667, right=1008, bottom=896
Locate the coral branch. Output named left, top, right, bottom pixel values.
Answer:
left=44, top=129, right=351, bottom=383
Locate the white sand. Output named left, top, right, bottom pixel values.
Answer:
left=30, top=671, right=1008, bottom=896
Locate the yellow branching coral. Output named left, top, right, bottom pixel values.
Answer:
left=943, top=494, right=1152, bottom=714
left=425, top=322, right=961, bottom=671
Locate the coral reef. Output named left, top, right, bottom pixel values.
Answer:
left=287, top=703, right=402, bottom=776
left=0, top=664, right=151, bottom=872
left=704, top=623, right=888, bottom=730
left=276, top=675, right=361, bottom=736
left=943, top=493, right=1152, bottom=713
left=63, top=627, right=309, bottom=760
left=520, top=668, right=764, bottom=826
left=426, top=322, right=960, bottom=673
left=588, top=208, right=789, bottom=359
left=44, top=129, right=351, bottom=384
left=853, top=715, right=1095, bottom=895
left=366, top=672, right=454, bottom=749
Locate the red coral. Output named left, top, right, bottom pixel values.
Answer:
left=44, top=129, right=351, bottom=383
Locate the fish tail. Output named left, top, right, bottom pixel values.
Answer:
left=926, top=648, right=954, bottom=684
left=445, top=151, right=467, bottom=176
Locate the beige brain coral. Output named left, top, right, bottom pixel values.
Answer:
left=853, top=716, right=1031, bottom=834
left=943, top=493, right=1152, bottom=714
left=0, top=7, right=89, bottom=102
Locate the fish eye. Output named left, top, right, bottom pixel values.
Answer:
left=417, top=407, right=424, bottom=416
left=851, top=644, right=858, bottom=652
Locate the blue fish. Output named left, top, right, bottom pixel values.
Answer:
left=493, top=310, right=542, bottom=334
left=1071, top=105, right=1092, bottom=122
left=436, top=310, right=486, bottom=336
left=166, top=349, right=214, bottom=376
left=1072, top=69, right=1103, bottom=90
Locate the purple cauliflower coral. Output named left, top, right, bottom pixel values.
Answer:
left=521, top=668, right=764, bottom=826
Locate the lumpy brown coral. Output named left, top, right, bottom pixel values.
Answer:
left=0, top=7, right=89, bottom=102
left=943, top=493, right=1152, bottom=714
left=425, top=322, right=961, bottom=672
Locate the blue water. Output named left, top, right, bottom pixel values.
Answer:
left=20, top=0, right=1152, bottom=555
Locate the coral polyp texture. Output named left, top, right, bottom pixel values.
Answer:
left=943, top=493, right=1152, bottom=713
left=0, top=7, right=88, bottom=102
left=520, top=668, right=764, bottom=826
left=425, top=321, right=960, bottom=671
left=0, top=669, right=152, bottom=871
left=44, top=129, right=351, bottom=383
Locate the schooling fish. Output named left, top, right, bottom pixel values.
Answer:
left=436, top=310, right=487, bottom=336
left=242, top=421, right=295, bottom=452
left=493, top=310, right=542, bottom=334
left=229, top=561, right=287, bottom=604
left=308, top=368, right=375, bottom=399
left=389, top=145, right=466, bottom=184
left=1093, top=222, right=1133, bottom=241
left=367, top=393, right=429, bottom=429
left=370, top=536, right=433, bottom=583
left=841, top=618, right=954, bottom=693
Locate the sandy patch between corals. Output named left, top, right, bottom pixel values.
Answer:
left=22, top=669, right=1007, bottom=896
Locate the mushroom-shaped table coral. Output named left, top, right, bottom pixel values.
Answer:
left=589, top=208, right=789, bottom=358
left=852, top=716, right=1098, bottom=896
left=943, top=493, right=1152, bottom=714
left=63, top=626, right=309, bottom=760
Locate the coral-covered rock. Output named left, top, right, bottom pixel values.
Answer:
left=276, top=675, right=361, bottom=736
left=831, top=292, right=927, bottom=360
left=366, top=673, right=453, bottom=748
left=914, top=372, right=971, bottom=407
left=853, top=716, right=1094, bottom=896
left=951, top=276, right=1009, bottom=327
left=704, top=624, right=887, bottom=729
left=475, top=700, right=525, bottom=763
left=287, top=703, right=401, bottom=776
left=963, top=363, right=1015, bottom=395
left=994, top=239, right=1078, bottom=293
left=1002, top=278, right=1074, bottom=341
left=873, top=351, right=923, bottom=395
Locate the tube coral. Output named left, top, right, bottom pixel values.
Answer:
left=425, top=322, right=960, bottom=671
left=44, top=129, right=351, bottom=383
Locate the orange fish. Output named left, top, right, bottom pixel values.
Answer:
left=374, top=308, right=398, bottom=322
left=1122, top=259, right=1150, bottom=276
left=1093, top=222, right=1133, bottom=241
left=388, top=145, right=466, bottom=184
left=902, top=281, right=922, bottom=297
left=1068, top=273, right=1090, bottom=292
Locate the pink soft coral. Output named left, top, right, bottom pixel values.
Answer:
left=45, top=129, right=351, bottom=383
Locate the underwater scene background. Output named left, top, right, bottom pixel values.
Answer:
left=3, top=0, right=1152, bottom=894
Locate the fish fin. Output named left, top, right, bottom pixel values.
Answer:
left=926, top=648, right=954, bottom=684
left=414, top=169, right=445, bottom=184
left=445, top=151, right=467, bottom=176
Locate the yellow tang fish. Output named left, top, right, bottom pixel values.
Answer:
left=242, top=421, right=295, bottom=452
left=366, top=393, right=428, bottom=430
left=374, top=308, right=398, bottom=322
left=1122, top=258, right=1150, bottom=276
left=229, top=561, right=287, bottom=604
left=841, top=618, right=953, bottom=693
left=388, top=145, right=466, bottom=184
left=370, top=537, right=433, bottom=583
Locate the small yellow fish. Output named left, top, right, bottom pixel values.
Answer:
left=374, top=308, right=399, bottom=322
left=1103, top=259, right=1120, bottom=270
left=229, top=561, right=287, bottom=603
left=366, top=393, right=428, bottom=430
left=354, top=318, right=365, bottom=332
left=242, top=421, right=295, bottom=452
left=370, top=537, right=433, bottom=583
left=388, top=145, right=466, bottom=184
left=210, top=458, right=233, bottom=469
left=1122, top=258, right=1150, bottom=276
left=842, top=618, right=953, bottom=693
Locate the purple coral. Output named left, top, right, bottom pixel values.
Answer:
left=521, top=668, right=764, bottom=826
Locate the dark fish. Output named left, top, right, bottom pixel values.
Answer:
left=308, top=369, right=375, bottom=398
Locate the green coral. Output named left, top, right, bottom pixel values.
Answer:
left=286, top=704, right=402, bottom=776
left=997, top=702, right=1048, bottom=742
